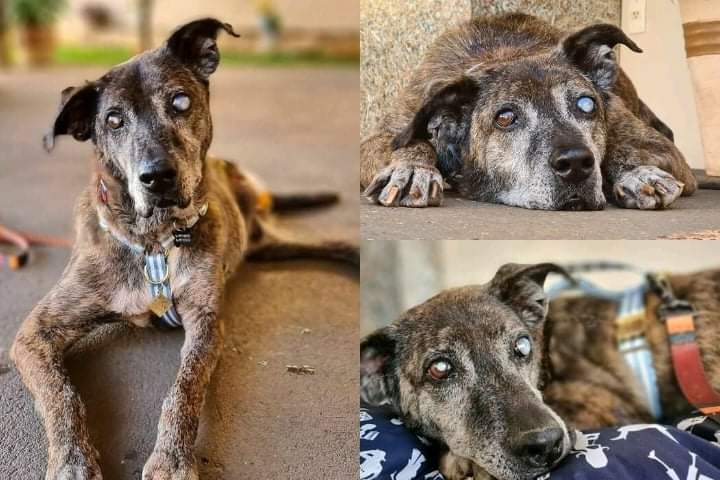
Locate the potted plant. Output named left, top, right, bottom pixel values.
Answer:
left=10, top=0, right=65, bottom=65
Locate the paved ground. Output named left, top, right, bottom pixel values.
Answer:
left=0, top=66, right=358, bottom=479
left=361, top=190, right=720, bottom=240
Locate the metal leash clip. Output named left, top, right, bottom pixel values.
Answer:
left=646, top=273, right=695, bottom=318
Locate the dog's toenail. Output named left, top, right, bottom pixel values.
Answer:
left=386, top=186, right=399, bottom=203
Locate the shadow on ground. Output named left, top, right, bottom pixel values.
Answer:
left=0, top=66, right=358, bottom=479
left=361, top=191, right=720, bottom=240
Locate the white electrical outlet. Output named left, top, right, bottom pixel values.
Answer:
left=626, top=0, right=647, bottom=34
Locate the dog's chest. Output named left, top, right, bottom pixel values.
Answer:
left=108, top=251, right=195, bottom=325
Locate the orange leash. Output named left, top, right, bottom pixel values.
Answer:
left=0, top=223, right=72, bottom=270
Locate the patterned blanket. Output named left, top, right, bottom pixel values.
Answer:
left=360, top=403, right=720, bottom=480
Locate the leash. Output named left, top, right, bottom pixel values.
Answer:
left=0, top=223, right=72, bottom=270
left=648, top=274, right=720, bottom=417
left=547, top=262, right=663, bottom=419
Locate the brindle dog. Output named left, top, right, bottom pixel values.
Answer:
left=11, top=19, right=356, bottom=480
left=361, top=13, right=697, bottom=210
left=361, top=264, right=720, bottom=480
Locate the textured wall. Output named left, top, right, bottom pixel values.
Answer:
left=472, top=0, right=620, bottom=31
left=360, top=0, right=621, bottom=138
left=360, top=0, right=471, bottom=138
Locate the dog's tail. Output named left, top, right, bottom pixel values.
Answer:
left=246, top=239, right=359, bottom=267
left=270, top=192, right=339, bottom=212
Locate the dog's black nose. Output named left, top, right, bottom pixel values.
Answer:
left=550, top=147, right=594, bottom=184
left=139, top=164, right=177, bottom=194
left=515, top=428, right=564, bottom=468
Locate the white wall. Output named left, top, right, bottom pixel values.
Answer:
left=361, top=240, right=720, bottom=333
left=619, top=0, right=706, bottom=169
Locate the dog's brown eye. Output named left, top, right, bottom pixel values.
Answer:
left=172, top=93, right=191, bottom=112
left=427, top=359, right=453, bottom=381
left=106, top=112, right=123, bottom=129
left=494, top=109, right=516, bottom=129
left=514, top=335, right=532, bottom=358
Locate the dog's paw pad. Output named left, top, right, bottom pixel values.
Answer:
left=363, top=161, right=444, bottom=208
left=142, top=450, right=198, bottom=480
left=613, top=166, right=684, bottom=210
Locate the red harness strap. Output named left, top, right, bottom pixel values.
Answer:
left=665, top=312, right=720, bottom=415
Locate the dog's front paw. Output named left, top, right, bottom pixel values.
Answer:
left=47, top=446, right=103, bottom=480
left=142, top=449, right=198, bottom=480
left=613, top=165, right=684, bottom=209
left=363, top=161, right=444, bottom=207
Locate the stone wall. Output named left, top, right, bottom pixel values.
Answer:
left=360, top=0, right=622, bottom=138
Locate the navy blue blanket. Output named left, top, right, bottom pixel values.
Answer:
left=360, top=403, right=720, bottom=480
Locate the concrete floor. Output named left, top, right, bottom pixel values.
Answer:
left=0, top=67, right=358, bottom=479
left=361, top=190, right=720, bottom=240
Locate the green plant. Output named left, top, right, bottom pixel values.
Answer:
left=11, top=0, right=65, bottom=26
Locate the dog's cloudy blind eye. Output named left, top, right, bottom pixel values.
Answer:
left=172, top=93, right=191, bottom=112
left=514, top=335, right=532, bottom=358
left=576, top=96, right=596, bottom=114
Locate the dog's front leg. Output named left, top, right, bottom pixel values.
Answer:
left=603, top=95, right=698, bottom=209
left=142, top=289, right=223, bottom=480
left=11, top=281, right=109, bottom=479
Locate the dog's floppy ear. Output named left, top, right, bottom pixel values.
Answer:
left=490, top=263, right=570, bottom=328
left=392, top=77, right=479, bottom=174
left=361, top=327, right=398, bottom=406
left=560, top=24, right=641, bottom=91
left=43, top=83, right=100, bottom=152
left=166, top=18, right=240, bottom=80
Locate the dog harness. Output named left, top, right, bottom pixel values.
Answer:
left=546, top=262, right=663, bottom=419
left=98, top=199, right=208, bottom=329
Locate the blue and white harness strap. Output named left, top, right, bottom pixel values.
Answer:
left=546, top=263, right=663, bottom=420
left=143, top=236, right=183, bottom=328
left=98, top=203, right=208, bottom=329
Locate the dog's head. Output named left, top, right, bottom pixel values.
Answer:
left=44, top=18, right=239, bottom=218
left=361, top=263, right=573, bottom=480
left=393, top=24, right=642, bottom=210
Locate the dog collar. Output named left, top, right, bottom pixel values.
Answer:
left=97, top=202, right=208, bottom=329
left=547, top=262, right=663, bottom=419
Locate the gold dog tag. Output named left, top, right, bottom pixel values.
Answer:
left=148, top=294, right=171, bottom=317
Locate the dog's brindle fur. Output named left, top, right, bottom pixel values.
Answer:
left=361, top=264, right=720, bottom=480
left=361, top=14, right=697, bottom=210
left=11, top=19, right=356, bottom=480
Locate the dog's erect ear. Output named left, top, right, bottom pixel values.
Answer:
left=490, top=263, right=570, bottom=328
left=561, top=24, right=642, bottom=91
left=392, top=77, right=479, bottom=176
left=361, top=327, right=397, bottom=406
left=43, top=83, right=100, bottom=152
left=166, top=18, right=240, bottom=80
